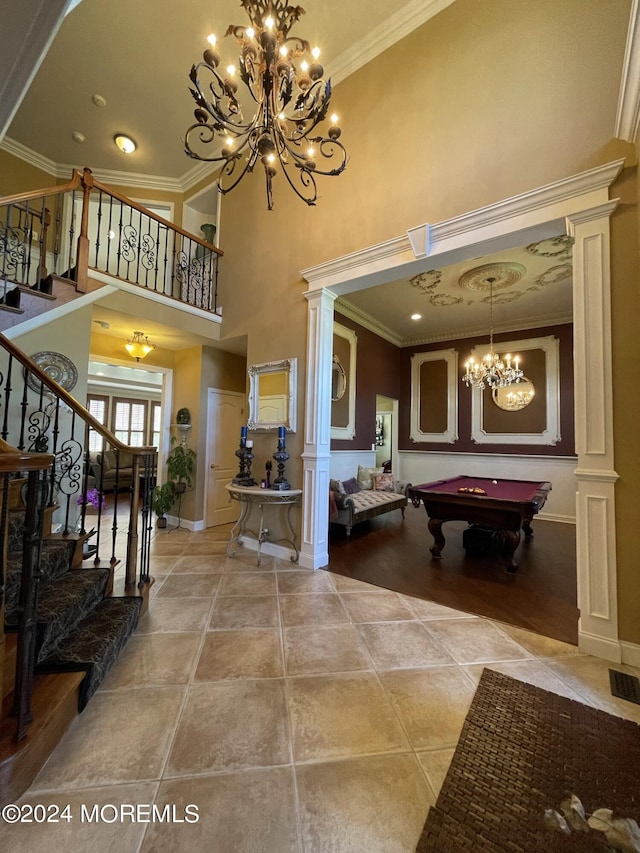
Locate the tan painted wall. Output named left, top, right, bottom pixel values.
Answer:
left=610, top=165, right=640, bottom=643
left=0, top=149, right=56, bottom=194
left=214, top=0, right=638, bottom=641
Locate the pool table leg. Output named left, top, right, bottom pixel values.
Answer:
left=502, top=529, right=521, bottom=572
left=427, top=518, right=445, bottom=557
left=522, top=516, right=534, bottom=537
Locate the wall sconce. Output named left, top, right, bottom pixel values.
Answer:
left=125, top=330, right=155, bottom=361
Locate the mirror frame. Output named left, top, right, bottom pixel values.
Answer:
left=247, top=358, right=297, bottom=432
left=331, top=355, right=347, bottom=401
left=470, top=335, right=560, bottom=445
left=331, top=322, right=357, bottom=440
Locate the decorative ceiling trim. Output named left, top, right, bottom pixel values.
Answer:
left=615, top=0, right=640, bottom=140
left=334, top=298, right=403, bottom=347
left=0, top=135, right=59, bottom=177
left=0, top=135, right=185, bottom=191
left=328, top=0, right=457, bottom=86
left=336, top=295, right=573, bottom=349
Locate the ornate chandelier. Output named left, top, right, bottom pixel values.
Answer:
left=462, top=278, right=524, bottom=390
left=183, top=0, right=348, bottom=210
left=125, top=331, right=155, bottom=362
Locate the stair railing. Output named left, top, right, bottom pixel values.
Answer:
left=0, top=167, right=222, bottom=312
left=0, top=440, right=53, bottom=742
left=0, top=331, right=157, bottom=591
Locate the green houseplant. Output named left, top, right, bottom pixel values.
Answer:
left=176, top=407, right=191, bottom=425
left=152, top=482, right=175, bottom=528
left=166, top=437, right=197, bottom=494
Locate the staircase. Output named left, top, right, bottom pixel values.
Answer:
left=0, top=337, right=158, bottom=804
left=4, top=485, right=141, bottom=714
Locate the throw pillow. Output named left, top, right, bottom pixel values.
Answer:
left=357, top=465, right=384, bottom=490
left=329, top=478, right=345, bottom=494
left=342, top=477, right=361, bottom=495
left=374, top=473, right=395, bottom=492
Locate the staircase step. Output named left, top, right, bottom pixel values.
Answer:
left=4, top=538, right=78, bottom=617
left=34, top=569, right=111, bottom=663
left=38, top=597, right=142, bottom=711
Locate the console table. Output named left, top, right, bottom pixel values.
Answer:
left=225, top=484, right=302, bottom=566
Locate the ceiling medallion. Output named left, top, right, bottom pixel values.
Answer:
left=458, top=262, right=526, bottom=293
left=536, top=263, right=573, bottom=286
left=526, top=235, right=574, bottom=258
left=409, top=270, right=442, bottom=292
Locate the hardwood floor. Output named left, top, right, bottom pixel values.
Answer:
left=327, top=505, right=578, bottom=646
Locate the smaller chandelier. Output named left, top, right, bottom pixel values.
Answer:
left=125, top=331, right=155, bottom=362
left=183, top=1, right=348, bottom=210
left=462, top=278, right=524, bottom=390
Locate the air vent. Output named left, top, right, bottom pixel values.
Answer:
left=609, top=669, right=640, bottom=705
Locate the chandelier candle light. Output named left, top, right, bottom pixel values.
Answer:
left=462, top=278, right=524, bottom=390
left=183, top=0, right=348, bottom=209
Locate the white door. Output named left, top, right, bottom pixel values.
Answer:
left=206, top=389, right=246, bottom=526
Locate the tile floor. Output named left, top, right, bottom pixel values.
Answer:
left=7, top=525, right=640, bottom=852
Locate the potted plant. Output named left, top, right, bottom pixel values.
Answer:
left=152, top=482, right=175, bottom=528
left=166, top=437, right=197, bottom=494
left=176, top=407, right=191, bottom=425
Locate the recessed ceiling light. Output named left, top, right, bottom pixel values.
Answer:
left=71, top=130, right=85, bottom=143
left=114, top=134, right=136, bottom=154
left=92, top=93, right=107, bottom=108
left=411, top=313, right=422, bottom=321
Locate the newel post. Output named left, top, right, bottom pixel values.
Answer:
left=75, top=167, right=94, bottom=293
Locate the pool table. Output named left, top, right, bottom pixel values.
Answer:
left=408, top=475, right=552, bottom=572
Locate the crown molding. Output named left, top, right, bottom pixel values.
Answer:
left=334, top=298, right=404, bottom=346
left=0, top=135, right=59, bottom=177
left=407, top=159, right=626, bottom=259
left=336, top=295, right=573, bottom=349
left=0, top=135, right=186, bottom=191
left=615, top=0, right=640, bottom=140
left=328, top=0, right=456, bottom=86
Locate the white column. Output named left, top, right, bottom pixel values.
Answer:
left=567, top=200, right=621, bottom=661
left=299, top=288, right=336, bottom=569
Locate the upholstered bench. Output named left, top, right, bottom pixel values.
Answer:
left=330, top=466, right=411, bottom=536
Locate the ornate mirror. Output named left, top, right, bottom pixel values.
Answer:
left=331, top=355, right=346, bottom=401
left=248, top=358, right=297, bottom=432
left=492, top=378, right=536, bottom=411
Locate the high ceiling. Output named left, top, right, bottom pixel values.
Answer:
left=6, top=0, right=452, bottom=183
left=5, top=0, right=577, bottom=347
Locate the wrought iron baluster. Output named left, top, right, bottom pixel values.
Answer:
left=94, top=189, right=103, bottom=268
left=1, top=354, right=14, bottom=441
left=105, top=195, right=114, bottom=274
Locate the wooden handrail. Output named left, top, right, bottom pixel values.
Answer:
left=0, top=332, right=155, bottom=456
left=0, top=171, right=83, bottom=208
left=0, top=438, right=53, bottom=473
left=89, top=169, right=224, bottom=257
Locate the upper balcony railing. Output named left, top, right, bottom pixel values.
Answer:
left=0, top=167, right=222, bottom=314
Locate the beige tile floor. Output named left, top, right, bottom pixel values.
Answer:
left=8, top=524, right=640, bottom=853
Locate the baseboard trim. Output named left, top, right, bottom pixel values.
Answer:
left=578, top=630, right=623, bottom=663
left=621, top=641, right=640, bottom=668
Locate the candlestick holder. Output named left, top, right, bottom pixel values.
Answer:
left=232, top=443, right=256, bottom=486
left=272, top=442, right=291, bottom=491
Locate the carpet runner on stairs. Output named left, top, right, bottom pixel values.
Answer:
left=5, top=509, right=143, bottom=713
left=38, top=596, right=142, bottom=710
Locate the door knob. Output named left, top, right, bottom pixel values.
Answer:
left=210, top=464, right=219, bottom=469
